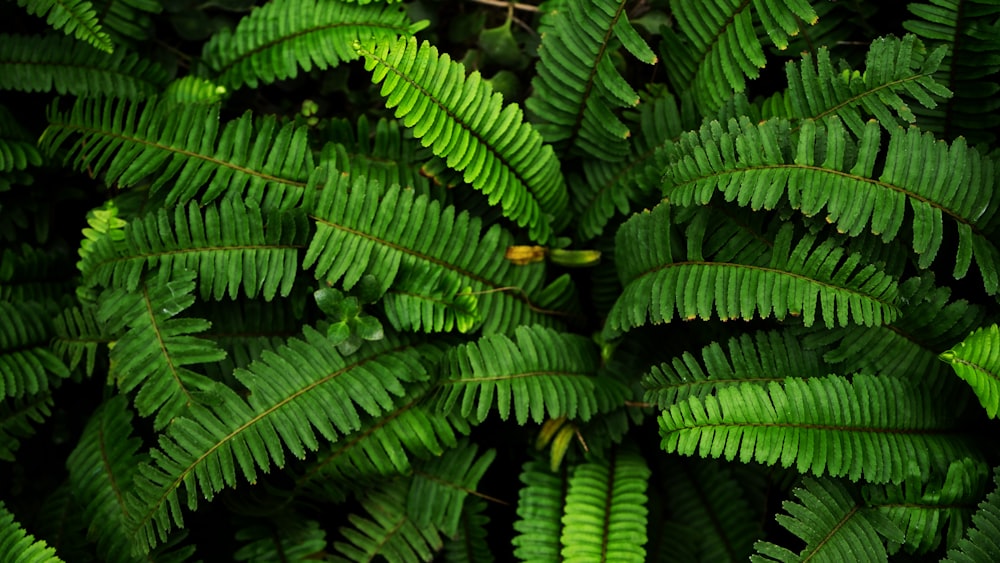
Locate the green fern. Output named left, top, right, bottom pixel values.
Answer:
left=408, top=441, right=495, bottom=536
left=0, top=501, right=63, bottom=562
left=233, top=513, right=326, bottom=562
left=354, top=35, right=569, bottom=244
left=941, top=324, right=1000, bottom=418
left=89, top=0, right=161, bottom=44
left=945, top=468, right=1000, bottom=563
left=0, top=105, right=43, bottom=174
left=511, top=458, right=567, bottom=561
left=0, top=301, right=70, bottom=399
left=319, top=116, right=432, bottom=194
left=443, top=496, right=493, bottom=563
left=51, top=304, right=110, bottom=377
left=14, top=0, right=112, bottom=52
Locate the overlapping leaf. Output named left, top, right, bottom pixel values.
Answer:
left=941, top=324, right=1000, bottom=418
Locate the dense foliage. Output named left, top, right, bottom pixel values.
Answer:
left=2, top=0, right=1000, bottom=560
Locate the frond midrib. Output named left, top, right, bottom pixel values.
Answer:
left=667, top=421, right=958, bottom=435
left=804, top=504, right=859, bottom=563
left=800, top=72, right=944, bottom=127
left=87, top=241, right=305, bottom=278
left=141, top=282, right=194, bottom=406
left=98, top=406, right=131, bottom=519
left=445, top=369, right=593, bottom=383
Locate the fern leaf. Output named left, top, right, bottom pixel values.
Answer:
left=605, top=203, right=900, bottom=338
left=561, top=447, right=650, bottom=562
left=354, top=35, right=569, bottom=243
left=660, top=373, right=978, bottom=484
left=195, top=296, right=302, bottom=381
left=665, top=115, right=1000, bottom=293
left=944, top=467, right=1000, bottom=563
left=0, top=393, right=53, bottom=462
left=304, top=175, right=573, bottom=335
left=0, top=243, right=73, bottom=304
left=65, top=395, right=145, bottom=561
left=162, top=76, right=227, bottom=105
left=0, top=34, right=166, bottom=97
left=751, top=477, right=902, bottom=563
left=51, top=304, right=110, bottom=377
left=526, top=0, right=655, bottom=161
left=941, top=324, right=1000, bottom=418
left=40, top=97, right=316, bottom=210
left=234, top=513, right=326, bottom=562
left=14, top=0, right=112, bottom=53
left=443, top=496, right=493, bottom=563
left=89, top=0, right=161, bottom=44
left=512, top=458, right=568, bottom=562
left=436, top=324, right=629, bottom=424
left=0, top=501, right=64, bottom=562
left=201, top=0, right=425, bottom=89
left=0, top=302, right=70, bottom=399
left=125, top=329, right=430, bottom=554
left=408, top=441, right=495, bottom=537
left=0, top=105, right=43, bottom=173
left=319, top=116, right=432, bottom=194
left=80, top=199, right=308, bottom=301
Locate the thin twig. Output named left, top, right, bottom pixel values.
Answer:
left=467, top=0, right=540, bottom=13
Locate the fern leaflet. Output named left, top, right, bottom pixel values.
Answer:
left=14, top=0, right=112, bottom=52
left=941, top=324, right=1000, bottom=418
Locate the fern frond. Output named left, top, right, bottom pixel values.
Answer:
left=40, top=97, right=317, bottom=210
left=864, top=458, right=987, bottom=554
left=941, top=324, right=1000, bottom=418
left=0, top=501, right=63, bottom=562
left=643, top=330, right=828, bottom=409
left=162, top=76, right=227, bottom=105
left=51, top=304, right=110, bottom=377
left=201, top=0, right=424, bottom=89
left=436, top=324, right=629, bottom=424
left=443, top=496, right=493, bottom=563
left=751, top=477, right=902, bottom=563
left=320, top=116, right=431, bottom=194
left=761, top=34, right=951, bottom=135
left=561, top=447, right=650, bottom=562
left=660, top=373, right=978, bottom=484
left=305, top=176, right=573, bottom=335
left=195, top=296, right=302, bottom=381
left=512, top=458, right=568, bottom=561
left=0, top=301, right=70, bottom=399
left=526, top=0, right=655, bottom=161
left=125, top=329, right=430, bottom=554
left=354, top=35, right=569, bottom=243
left=65, top=395, right=145, bottom=562
left=14, top=0, right=112, bottom=52
left=234, top=513, right=326, bottom=562
left=0, top=243, right=73, bottom=304
left=331, top=477, right=443, bottom=562
left=0, top=34, right=166, bottom=97
left=80, top=199, right=309, bottom=301
left=605, top=203, right=900, bottom=338
left=408, top=441, right=495, bottom=536
left=89, top=0, right=161, bottom=44
left=0, top=393, right=52, bottom=461
left=0, top=105, right=43, bottom=173
left=944, top=467, right=1000, bottom=563
left=904, top=0, right=1000, bottom=144
left=663, top=0, right=818, bottom=114
left=665, top=116, right=1000, bottom=293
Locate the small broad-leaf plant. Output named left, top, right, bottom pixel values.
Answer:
left=2, top=0, right=1000, bottom=560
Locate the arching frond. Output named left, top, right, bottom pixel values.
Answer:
left=304, top=176, right=573, bottom=335
left=436, top=324, right=629, bottom=424
left=234, top=513, right=326, bottom=562
left=354, top=35, right=569, bottom=244
left=0, top=34, right=167, bottom=97
left=512, top=458, right=568, bottom=561
left=526, top=0, right=656, bottom=161
left=660, top=374, right=978, bottom=484
left=97, top=270, right=225, bottom=428
left=752, top=477, right=902, bottom=563
left=662, top=0, right=818, bottom=114
left=201, top=0, right=424, bottom=89
left=945, top=468, right=1000, bottom=563
left=941, top=324, right=1000, bottom=418
left=605, top=203, right=900, bottom=338
left=643, top=330, right=828, bottom=409
left=40, top=97, right=317, bottom=210
left=408, top=441, right=495, bottom=536
left=665, top=116, right=1000, bottom=293
left=561, top=447, right=650, bottom=562
left=0, top=301, right=70, bottom=399
left=0, top=393, right=52, bottom=461
left=14, top=0, right=112, bottom=52
left=65, top=395, right=145, bottom=562
left=125, top=330, right=430, bottom=554
left=0, top=501, right=63, bottom=562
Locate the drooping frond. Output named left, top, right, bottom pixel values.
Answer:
left=0, top=393, right=52, bottom=461
left=125, top=329, right=430, bottom=554
left=0, top=105, right=43, bottom=174
left=642, top=330, right=828, bottom=409
left=665, top=115, right=1000, bottom=293
left=941, top=324, right=1000, bottom=418
left=443, top=496, right=493, bottom=563
left=660, top=374, right=978, bottom=484
left=604, top=203, right=900, bottom=338
left=319, top=116, right=432, bottom=194
left=65, top=395, right=145, bottom=562
left=863, top=458, right=987, bottom=554
left=760, top=34, right=951, bottom=136
left=526, top=0, right=656, bottom=161
left=512, top=458, right=568, bottom=561
left=0, top=501, right=63, bottom=562
left=751, top=477, right=903, bottom=562
left=0, top=34, right=167, bottom=97
left=436, top=324, right=630, bottom=424
left=408, top=441, right=495, bottom=536
left=945, top=468, right=1000, bottom=563
left=904, top=0, right=1000, bottom=144
left=234, top=513, right=326, bottom=562
left=661, top=0, right=818, bottom=114
left=560, top=447, right=650, bottom=562
left=14, top=0, right=112, bottom=52
left=79, top=199, right=309, bottom=301
left=97, top=270, right=225, bottom=428
left=304, top=175, right=574, bottom=335
left=0, top=301, right=70, bottom=399
left=201, top=0, right=425, bottom=89
left=354, top=35, right=569, bottom=243
left=40, top=97, right=317, bottom=210
left=331, top=477, right=444, bottom=562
